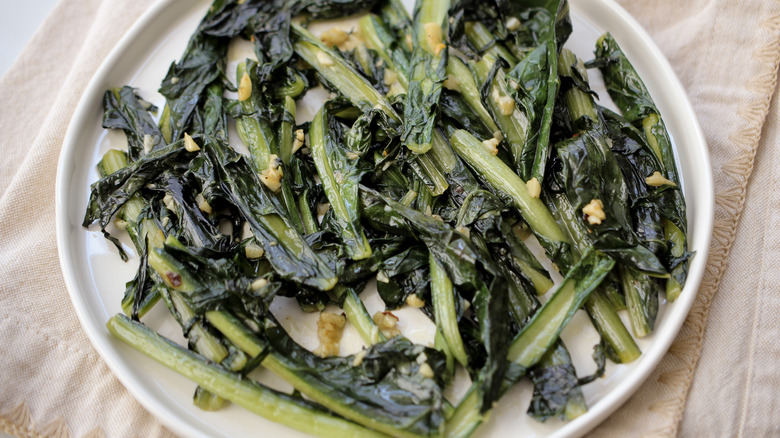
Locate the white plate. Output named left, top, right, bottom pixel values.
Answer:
left=56, top=0, right=713, bottom=437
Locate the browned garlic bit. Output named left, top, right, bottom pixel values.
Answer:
left=582, top=199, right=606, bottom=225
left=183, top=132, right=200, bottom=152
left=406, top=294, right=425, bottom=308
left=238, top=72, right=252, bottom=101
left=645, top=171, right=676, bottom=187
left=526, top=177, right=541, bottom=199
left=314, top=311, right=347, bottom=358
left=372, top=311, right=401, bottom=338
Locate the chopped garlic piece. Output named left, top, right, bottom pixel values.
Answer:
left=424, top=22, right=443, bottom=54
left=506, top=17, right=521, bottom=32
left=162, top=193, right=176, bottom=212
left=170, top=77, right=180, bottom=85
left=292, top=129, right=305, bottom=154
left=497, top=94, right=515, bottom=115
left=582, top=199, right=606, bottom=225
left=433, top=43, right=446, bottom=56
left=482, top=137, right=500, bottom=155
left=455, top=225, right=470, bottom=238
left=238, top=72, right=252, bottom=101
left=418, top=362, right=434, bottom=378
left=195, top=193, right=213, bottom=214
left=645, top=171, right=676, bottom=187
left=259, top=154, right=283, bottom=192
left=316, top=51, right=334, bottom=67
left=406, top=294, right=425, bottom=308
left=405, top=34, right=413, bottom=51
left=245, top=243, right=264, bottom=259
left=492, top=130, right=504, bottom=142
left=376, top=270, right=390, bottom=283
left=526, top=177, right=541, bottom=199
left=373, top=311, right=401, bottom=338
left=314, top=312, right=346, bottom=358
left=320, top=27, right=349, bottom=47
left=183, top=132, right=200, bottom=152
left=251, top=278, right=268, bottom=290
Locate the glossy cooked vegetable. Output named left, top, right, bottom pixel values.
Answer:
left=83, top=0, right=692, bottom=436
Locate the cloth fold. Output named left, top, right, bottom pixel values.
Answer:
left=0, top=0, right=778, bottom=437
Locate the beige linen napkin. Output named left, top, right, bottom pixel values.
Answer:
left=0, top=0, right=778, bottom=437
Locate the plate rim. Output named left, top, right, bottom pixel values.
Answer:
left=55, top=0, right=714, bottom=437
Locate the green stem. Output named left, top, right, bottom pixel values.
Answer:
left=430, top=254, right=468, bottom=367
left=107, top=315, right=387, bottom=438
left=449, top=129, right=568, bottom=244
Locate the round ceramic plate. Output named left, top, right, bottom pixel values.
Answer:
left=56, top=0, right=713, bottom=437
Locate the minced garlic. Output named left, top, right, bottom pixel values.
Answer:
left=406, top=294, right=425, bottom=308
left=183, top=132, right=200, bottom=152
left=314, top=312, right=347, bottom=358
left=195, top=193, right=213, bottom=214
left=645, top=171, right=676, bottom=187
left=482, top=137, right=500, bottom=155
left=582, top=199, right=606, bottom=225
left=259, top=154, right=283, bottom=192
left=496, top=93, right=515, bottom=115
left=526, top=177, right=541, bottom=199
left=418, top=362, right=434, bottom=378
left=506, top=17, right=521, bottom=32
left=320, top=27, right=349, bottom=47
left=373, top=311, right=401, bottom=338
left=245, top=243, right=264, bottom=259
left=238, top=72, right=252, bottom=101
left=250, top=278, right=268, bottom=290
left=292, top=129, right=305, bottom=154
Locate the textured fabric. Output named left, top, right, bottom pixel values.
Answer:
left=0, top=0, right=778, bottom=437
